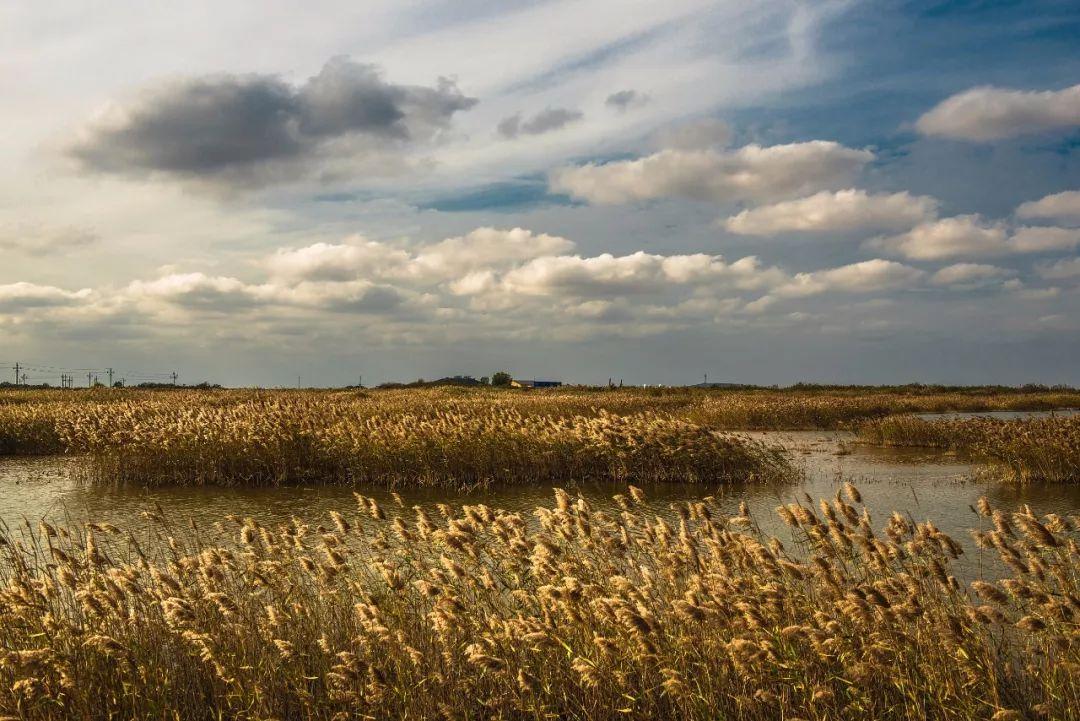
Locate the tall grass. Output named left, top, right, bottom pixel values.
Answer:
left=859, top=415, right=1080, bottom=483
left=1, top=487, right=1076, bottom=720
left=57, top=399, right=792, bottom=488
left=2, top=386, right=1078, bottom=487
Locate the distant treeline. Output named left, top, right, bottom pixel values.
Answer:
left=1, top=379, right=1073, bottom=393
left=0, top=381, right=221, bottom=390
left=785, top=382, right=1076, bottom=394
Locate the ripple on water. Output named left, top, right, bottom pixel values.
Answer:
left=1, top=431, right=1077, bottom=581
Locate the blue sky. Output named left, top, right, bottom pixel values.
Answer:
left=1, top=0, right=1079, bottom=386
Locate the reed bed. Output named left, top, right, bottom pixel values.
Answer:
left=2, top=386, right=1078, bottom=487
left=0, top=403, right=64, bottom=455
left=3, top=386, right=1079, bottom=439
left=55, top=399, right=792, bottom=488
left=859, top=415, right=1080, bottom=483
left=1, top=486, right=1077, bottom=720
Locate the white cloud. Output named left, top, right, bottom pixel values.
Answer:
left=930, top=263, right=1012, bottom=288
left=447, top=270, right=499, bottom=296
left=1016, top=190, right=1080, bottom=225
left=1009, top=226, right=1080, bottom=254
left=869, top=215, right=1007, bottom=260
left=266, top=228, right=576, bottom=286
left=651, top=119, right=731, bottom=150
left=549, top=141, right=873, bottom=205
left=1020, top=288, right=1060, bottom=300
left=1003, top=280, right=1061, bottom=300
left=499, top=251, right=730, bottom=296
left=916, top=83, right=1080, bottom=141
left=408, top=227, right=576, bottom=281
left=774, top=259, right=925, bottom=298
left=724, top=189, right=937, bottom=236
left=870, top=215, right=1080, bottom=260
left=122, top=271, right=415, bottom=317
left=5, top=220, right=1070, bottom=363
left=0, top=282, right=92, bottom=310
left=1037, top=257, right=1080, bottom=280
left=273, top=280, right=410, bottom=312
left=125, top=273, right=268, bottom=309
left=267, top=238, right=412, bottom=282
left=0, top=223, right=98, bottom=256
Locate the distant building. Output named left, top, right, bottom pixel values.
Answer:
left=511, top=379, right=563, bottom=388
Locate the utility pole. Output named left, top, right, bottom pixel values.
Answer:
left=87, top=371, right=93, bottom=388
left=107, top=368, right=114, bottom=388
left=12, top=362, right=19, bottom=386
left=171, top=371, right=178, bottom=386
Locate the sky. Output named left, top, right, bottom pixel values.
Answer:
left=2, top=0, right=1079, bottom=387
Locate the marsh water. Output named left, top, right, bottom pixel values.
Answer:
left=2, top=412, right=1078, bottom=576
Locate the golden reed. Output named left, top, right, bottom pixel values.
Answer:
left=1, top=486, right=1077, bottom=720
left=859, top=415, right=1080, bottom=483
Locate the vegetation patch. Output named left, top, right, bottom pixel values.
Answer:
left=0, top=487, right=1076, bottom=720
left=859, top=415, right=1080, bottom=483
left=58, top=399, right=793, bottom=488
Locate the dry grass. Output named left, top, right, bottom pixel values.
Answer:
left=59, top=398, right=792, bottom=488
left=859, top=415, right=1080, bottom=483
left=1, top=486, right=1077, bottom=720
left=1, top=386, right=1077, bottom=487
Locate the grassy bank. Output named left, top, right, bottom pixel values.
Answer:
left=859, top=415, right=1080, bottom=483
left=1, top=487, right=1077, bottom=720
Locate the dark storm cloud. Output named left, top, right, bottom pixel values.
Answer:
left=68, top=57, right=477, bottom=185
left=71, top=77, right=305, bottom=174
left=497, top=107, right=583, bottom=138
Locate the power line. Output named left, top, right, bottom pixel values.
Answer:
left=5, top=360, right=177, bottom=388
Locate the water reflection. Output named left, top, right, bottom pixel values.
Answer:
left=1, top=431, right=1077, bottom=580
